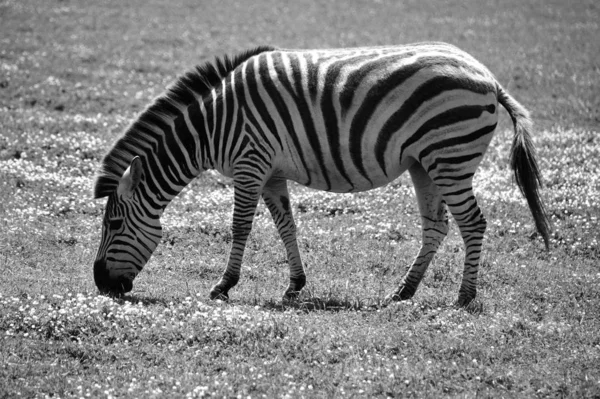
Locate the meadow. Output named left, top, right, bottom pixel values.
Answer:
left=1, top=0, right=599, bottom=397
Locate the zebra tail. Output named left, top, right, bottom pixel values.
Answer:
left=498, top=85, right=551, bottom=249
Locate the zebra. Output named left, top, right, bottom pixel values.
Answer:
left=93, top=42, right=550, bottom=306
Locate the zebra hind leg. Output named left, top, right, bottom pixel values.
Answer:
left=386, top=163, right=449, bottom=304
left=262, top=177, right=306, bottom=300
left=440, top=184, right=486, bottom=307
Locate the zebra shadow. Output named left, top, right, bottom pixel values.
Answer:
left=106, top=291, right=483, bottom=315
left=105, top=293, right=173, bottom=308
left=259, top=295, right=484, bottom=315
left=259, top=295, right=381, bottom=313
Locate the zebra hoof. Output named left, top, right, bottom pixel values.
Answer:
left=282, top=289, right=301, bottom=301
left=282, top=275, right=305, bottom=301
left=209, top=287, right=230, bottom=301
left=385, top=284, right=416, bottom=305
left=455, top=291, right=476, bottom=308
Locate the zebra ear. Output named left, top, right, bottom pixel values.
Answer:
left=117, top=156, right=143, bottom=198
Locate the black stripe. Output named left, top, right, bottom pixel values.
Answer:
left=128, top=201, right=150, bottom=223
left=443, top=187, right=473, bottom=198
left=147, top=114, right=192, bottom=183
left=172, top=115, right=197, bottom=177
left=204, top=96, right=217, bottom=161
left=230, top=135, right=251, bottom=165
left=235, top=170, right=265, bottom=181
left=305, top=56, right=320, bottom=103
left=292, top=55, right=331, bottom=189
left=228, top=108, right=245, bottom=164
left=121, top=229, right=153, bottom=253
left=445, top=195, right=476, bottom=208
left=106, top=257, right=144, bottom=270
left=433, top=172, right=475, bottom=182
left=126, top=139, right=178, bottom=197
left=258, top=54, right=312, bottom=186
left=244, top=124, right=274, bottom=158
left=349, top=59, right=433, bottom=182
left=400, top=105, right=490, bottom=162
left=246, top=141, right=271, bottom=166
left=452, top=203, right=481, bottom=219
left=212, top=93, right=225, bottom=171
left=418, top=123, right=497, bottom=162
left=319, top=58, right=358, bottom=190
left=427, top=152, right=482, bottom=173
left=244, top=56, right=280, bottom=152
left=339, top=52, right=416, bottom=117
left=219, top=74, right=236, bottom=165
left=182, top=106, right=203, bottom=171
left=137, top=184, right=163, bottom=210
left=377, top=76, right=492, bottom=173
left=188, top=102, right=211, bottom=165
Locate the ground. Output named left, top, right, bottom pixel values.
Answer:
left=0, top=0, right=599, bottom=397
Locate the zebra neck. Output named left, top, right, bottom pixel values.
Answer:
left=137, top=112, right=208, bottom=208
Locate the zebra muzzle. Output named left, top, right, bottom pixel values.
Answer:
left=94, top=259, right=134, bottom=295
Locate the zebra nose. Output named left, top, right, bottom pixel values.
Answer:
left=94, top=259, right=110, bottom=293
left=94, top=259, right=133, bottom=295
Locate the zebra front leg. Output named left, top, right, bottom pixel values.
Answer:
left=387, top=163, right=448, bottom=303
left=262, top=177, right=306, bottom=300
left=209, top=183, right=261, bottom=301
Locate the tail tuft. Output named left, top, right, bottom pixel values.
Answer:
left=498, top=86, right=551, bottom=249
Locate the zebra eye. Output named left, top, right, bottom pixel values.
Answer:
left=109, top=219, right=124, bottom=231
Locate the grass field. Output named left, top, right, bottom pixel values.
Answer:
left=1, top=0, right=599, bottom=397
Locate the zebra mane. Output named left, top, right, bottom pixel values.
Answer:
left=93, top=45, right=276, bottom=199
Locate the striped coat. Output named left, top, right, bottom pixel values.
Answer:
left=93, top=43, right=550, bottom=306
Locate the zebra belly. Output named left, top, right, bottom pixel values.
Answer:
left=275, top=145, right=414, bottom=193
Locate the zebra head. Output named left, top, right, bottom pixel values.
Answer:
left=94, top=156, right=162, bottom=295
